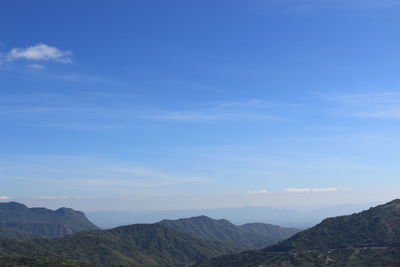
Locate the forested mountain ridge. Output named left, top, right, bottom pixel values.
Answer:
left=265, top=199, right=400, bottom=251
left=0, top=207, right=302, bottom=266
left=0, top=256, right=100, bottom=267
left=0, top=223, right=228, bottom=267
left=158, top=215, right=299, bottom=251
left=195, top=199, right=400, bottom=267
left=0, top=202, right=99, bottom=238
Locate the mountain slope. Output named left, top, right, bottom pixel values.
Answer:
left=265, top=199, right=400, bottom=251
left=0, top=202, right=99, bottom=238
left=158, top=215, right=299, bottom=251
left=0, top=223, right=229, bottom=267
left=0, top=226, right=35, bottom=240
left=195, top=199, right=400, bottom=267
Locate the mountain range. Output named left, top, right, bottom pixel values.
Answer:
left=3, top=200, right=400, bottom=266
left=0, top=202, right=298, bottom=266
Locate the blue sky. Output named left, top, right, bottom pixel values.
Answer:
left=1, top=0, right=400, bottom=210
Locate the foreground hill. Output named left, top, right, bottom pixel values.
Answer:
left=0, top=202, right=99, bottom=238
left=195, top=199, right=400, bottom=267
left=158, top=216, right=299, bottom=251
left=265, top=199, right=400, bottom=251
left=0, top=223, right=228, bottom=267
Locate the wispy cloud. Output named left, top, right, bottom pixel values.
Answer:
left=355, top=109, right=400, bottom=119
left=39, top=196, right=71, bottom=200
left=329, top=92, right=400, bottom=119
left=38, top=196, right=93, bottom=200
left=265, top=0, right=400, bottom=15
left=247, top=189, right=269, bottom=194
left=152, top=111, right=278, bottom=121
left=150, top=112, right=219, bottom=121
left=218, top=99, right=267, bottom=108
left=150, top=99, right=279, bottom=122
left=109, top=166, right=211, bottom=185
left=0, top=90, right=278, bottom=126
left=39, top=123, right=126, bottom=130
left=0, top=196, right=10, bottom=200
left=0, top=156, right=212, bottom=197
left=284, top=187, right=337, bottom=193
left=0, top=107, right=57, bottom=115
left=0, top=107, right=101, bottom=116
left=28, top=63, right=46, bottom=70
left=7, top=43, right=72, bottom=63
left=47, top=73, right=126, bottom=86
left=329, top=92, right=400, bottom=105
left=112, top=166, right=172, bottom=179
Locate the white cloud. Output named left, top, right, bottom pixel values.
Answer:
left=28, top=63, right=46, bottom=70
left=284, top=187, right=337, bottom=193
left=0, top=196, right=10, bottom=200
left=7, top=43, right=72, bottom=63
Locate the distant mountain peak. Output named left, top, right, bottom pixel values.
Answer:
left=187, top=215, right=214, bottom=220
left=0, top=201, right=99, bottom=239
left=186, top=215, right=232, bottom=224
left=0, top=202, right=28, bottom=210
left=55, top=207, right=82, bottom=214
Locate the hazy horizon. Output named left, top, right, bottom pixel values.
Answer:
left=0, top=198, right=380, bottom=229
